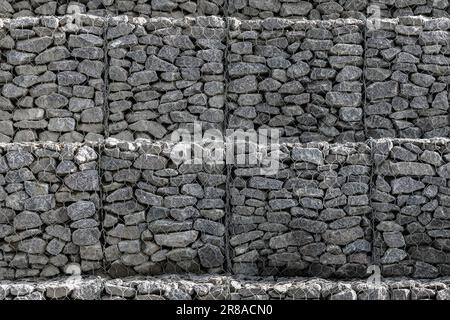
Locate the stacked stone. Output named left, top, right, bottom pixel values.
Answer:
left=227, top=18, right=365, bottom=144
left=231, top=276, right=450, bottom=300
left=372, top=139, right=450, bottom=278
left=228, top=0, right=367, bottom=20
left=0, top=277, right=104, bottom=300
left=0, top=15, right=106, bottom=143
left=4, top=275, right=450, bottom=300
left=371, top=0, right=450, bottom=18
left=62, top=0, right=224, bottom=18
left=106, top=16, right=226, bottom=142
left=0, top=142, right=102, bottom=280
left=0, top=275, right=229, bottom=300
left=365, top=17, right=450, bottom=139
left=230, top=142, right=372, bottom=278
left=101, top=139, right=226, bottom=277
left=102, top=275, right=229, bottom=300
left=0, top=0, right=58, bottom=18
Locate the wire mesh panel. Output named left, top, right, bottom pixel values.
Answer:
left=372, top=138, right=450, bottom=278
left=365, top=17, right=450, bottom=139
left=101, top=139, right=227, bottom=277
left=0, top=142, right=103, bottom=280
left=370, top=0, right=450, bottom=18
left=227, top=18, right=365, bottom=144
left=230, top=142, right=372, bottom=277
left=102, top=275, right=230, bottom=300
left=0, top=0, right=225, bottom=18
left=0, top=0, right=59, bottom=18
left=228, top=0, right=368, bottom=20
left=106, top=16, right=226, bottom=142
left=0, top=15, right=106, bottom=143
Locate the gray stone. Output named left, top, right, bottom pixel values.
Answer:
left=64, top=170, right=99, bottom=191
left=14, top=211, right=42, bottom=230
left=154, top=231, right=199, bottom=248
left=391, top=177, right=425, bottom=194
left=67, top=201, right=96, bottom=221
left=72, top=228, right=101, bottom=246
left=198, top=244, right=224, bottom=268
left=291, top=147, right=323, bottom=165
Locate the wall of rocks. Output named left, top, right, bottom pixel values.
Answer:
left=2, top=16, right=450, bottom=143
left=101, top=139, right=227, bottom=277
left=0, top=0, right=225, bottom=18
left=106, top=16, right=226, bottom=142
left=228, top=0, right=368, bottom=20
left=2, top=3, right=450, bottom=284
left=0, top=15, right=106, bottom=143
left=4, top=1, right=450, bottom=20
left=372, top=138, right=450, bottom=278
left=3, top=138, right=450, bottom=280
left=227, top=18, right=365, bottom=144
left=365, top=17, right=450, bottom=139
left=0, top=142, right=103, bottom=280
left=373, top=0, right=450, bottom=18
left=2, top=275, right=450, bottom=300
left=230, top=142, right=372, bottom=278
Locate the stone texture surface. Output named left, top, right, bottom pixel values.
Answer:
left=101, top=139, right=226, bottom=277
left=3, top=6, right=450, bottom=285
left=0, top=0, right=224, bottom=18
left=106, top=16, right=225, bottom=142
left=3, top=275, right=450, bottom=300
left=373, top=0, right=450, bottom=18
left=4, top=0, right=450, bottom=20
left=2, top=16, right=450, bottom=142
left=227, top=18, right=365, bottom=144
left=228, top=0, right=367, bottom=20
left=372, top=139, right=450, bottom=278
left=0, top=16, right=106, bottom=143
left=366, top=17, right=450, bottom=139
left=230, top=142, right=372, bottom=277
left=0, top=142, right=102, bottom=280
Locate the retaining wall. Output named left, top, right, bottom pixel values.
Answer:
left=0, top=15, right=106, bottom=143
left=372, top=138, right=450, bottom=278
left=228, top=0, right=368, bottom=20
left=365, top=17, right=450, bottom=139
left=2, top=275, right=450, bottom=300
left=2, top=138, right=450, bottom=279
left=0, top=0, right=225, bottom=18
left=227, top=18, right=365, bottom=144
left=1, top=11, right=450, bottom=281
left=5, top=1, right=450, bottom=19
left=101, top=139, right=227, bottom=277
left=106, top=16, right=226, bottom=142
left=0, top=142, right=102, bottom=280
left=230, top=142, right=372, bottom=278
left=3, top=16, right=450, bottom=142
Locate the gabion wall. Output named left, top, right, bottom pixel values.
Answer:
left=365, top=17, right=450, bottom=139
left=106, top=16, right=226, bottom=142
left=4, top=0, right=450, bottom=20
left=373, top=0, right=450, bottom=18
left=101, top=139, right=226, bottom=277
left=0, top=0, right=225, bottom=18
left=2, top=8, right=450, bottom=282
left=3, top=16, right=450, bottom=144
left=0, top=142, right=102, bottom=280
left=228, top=0, right=367, bottom=20
left=4, top=275, right=450, bottom=300
left=227, top=18, right=365, bottom=144
left=372, top=139, right=450, bottom=278
left=230, top=142, right=372, bottom=278
left=0, top=15, right=106, bottom=143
